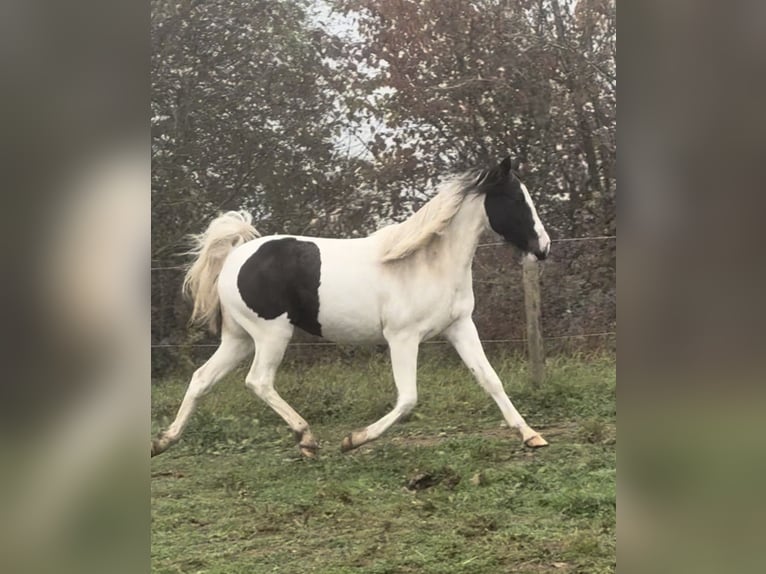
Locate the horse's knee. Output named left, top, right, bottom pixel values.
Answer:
left=187, top=368, right=216, bottom=399
left=245, top=377, right=272, bottom=399
left=245, top=377, right=260, bottom=394
left=475, top=372, right=504, bottom=396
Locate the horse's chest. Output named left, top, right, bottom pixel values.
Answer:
left=433, top=286, right=474, bottom=325
left=384, top=279, right=473, bottom=337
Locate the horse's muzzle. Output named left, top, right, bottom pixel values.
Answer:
left=530, top=233, right=550, bottom=261
left=530, top=239, right=549, bottom=260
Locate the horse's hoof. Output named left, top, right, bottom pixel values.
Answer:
left=298, top=440, right=320, bottom=459
left=151, top=439, right=163, bottom=457
left=340, top=435, right=355, bottom=452
left=524, top=434, right=549, bottom=448
left=295, top=430, right=319, bottom=458
left=300, top=445, right=318, bottom=459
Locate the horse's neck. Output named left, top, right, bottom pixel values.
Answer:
left=439, top=194, right=486, bottom=269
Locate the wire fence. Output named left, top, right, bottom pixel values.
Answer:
left=150, top=331, right=616, bottom=349
left=149, top=235, right=616, bottom=271
left=151, top=234, right=616, bottom=353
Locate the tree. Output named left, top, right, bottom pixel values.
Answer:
left=336, top=0, right=615, bottom=239
left=151, top=0, right=366, bottom=348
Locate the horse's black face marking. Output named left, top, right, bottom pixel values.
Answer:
left=480, top=157, right=537, bottom=252
left=237, top=238, right=322, bottom=337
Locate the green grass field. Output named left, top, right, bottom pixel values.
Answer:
left=151, top=349, right=616, bottom=573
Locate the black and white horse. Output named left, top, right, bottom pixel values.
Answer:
left=152, top=156, right=551, bottom=457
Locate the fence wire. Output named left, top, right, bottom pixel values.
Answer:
left=151, top=234, right=616, bottom=352
left=151, top=331, right=616, bottom=349
left=150, top=235, right=616, bottom=271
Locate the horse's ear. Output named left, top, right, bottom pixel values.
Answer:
left=497, top=155, right=522, bottom=176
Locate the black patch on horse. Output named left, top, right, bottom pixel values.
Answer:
left=237, top=238, right=322, bottom=337
left=480, top=156, right=537, bottom=252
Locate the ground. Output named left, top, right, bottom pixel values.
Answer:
left=151, top=350, right=615, bottom=573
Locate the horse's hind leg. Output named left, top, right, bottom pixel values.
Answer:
left=245, top=338, right=319, bottom=458
left=151, top=329, right=253, bottom=456
left=341, top=334, right=419, bottom=452
left=444, top=317, right=548, bottom=448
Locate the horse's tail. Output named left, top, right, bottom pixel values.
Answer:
left=182, top=210, right=259, bottom=333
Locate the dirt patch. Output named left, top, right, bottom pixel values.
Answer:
left=151, top=469, right=186, bottom=479
left=387, top=421, right=582, bottom=449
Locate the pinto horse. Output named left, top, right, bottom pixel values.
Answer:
left=152, top=156, right=551, bottom=457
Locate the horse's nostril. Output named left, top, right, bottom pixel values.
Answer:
left=535, top=249, right=548, bottom=261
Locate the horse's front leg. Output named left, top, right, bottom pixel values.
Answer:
left=444, top=317, right=548, bottom=448
left=341, top=334, right=419, bottom=452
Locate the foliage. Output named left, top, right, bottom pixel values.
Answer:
left=336, top=0, right=616, bottom=237
left=151, top=0, right=374, bottom=344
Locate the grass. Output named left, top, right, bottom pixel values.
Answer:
left=151, top=349, right=615, bottom=573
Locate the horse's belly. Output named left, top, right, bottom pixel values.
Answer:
left=317, top=300, right=385, bottom=344
left=380, top=282, right=473, bottom=341
left=320, top=318, right=386, bottom=344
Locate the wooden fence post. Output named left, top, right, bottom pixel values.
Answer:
left=522, top=258, right=545, bottom=386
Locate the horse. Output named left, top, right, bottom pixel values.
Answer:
left=151, top=155, right=551, bottom=458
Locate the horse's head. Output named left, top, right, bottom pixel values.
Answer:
left=480, top=156, right=550, bottom=260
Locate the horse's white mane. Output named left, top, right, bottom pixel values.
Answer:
left=375, top=171, right=481, bottom=262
